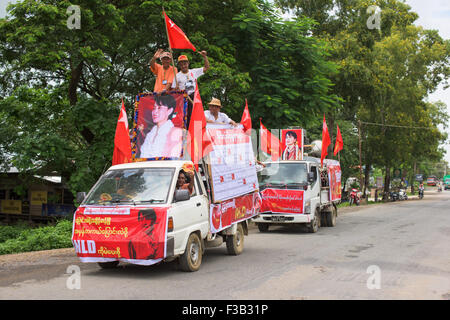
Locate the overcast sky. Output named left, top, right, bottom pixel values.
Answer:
left=1, top=0, right=449, bottom=163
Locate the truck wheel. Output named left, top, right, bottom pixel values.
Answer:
left=179, top=232, right=203, bottom=272
left=307, top=209, right=320, bottom=233
left=325, top=205, right=337, bottom=227
left=226, top=223, right=244, bottom=255
left=98, top=261, right=119, bottom=269
left=257, top=223, right=269, bottom=232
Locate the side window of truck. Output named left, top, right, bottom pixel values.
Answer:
left=194, top=173, right=203, bottom=195
left=310, top=165, right=318, bottom=184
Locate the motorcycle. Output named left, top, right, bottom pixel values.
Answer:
left=418, top=188, right=424, bottom=199
left=349, top=188, right=361, bottom=206
left=437, top=185, right=442, bottom=192
left=398, top=188, right=408, bottom=200
left=390, top=189, right=399, bottom=201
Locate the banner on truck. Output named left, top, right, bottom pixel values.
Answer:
left=210, top=191, right=261, bottom=233
left=260, top=189, right=305, bottom=214
left=72, top=206, right=168, bottom=266
left=324, top=159, right=342, bottom=201
left=132, top=92, right=187, bottom=161
left=206, top=127, right=259, bottom=203
left=280, top=129, right=304, bottom=161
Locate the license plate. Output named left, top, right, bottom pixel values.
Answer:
left=272, top=216, right=286, bottom=222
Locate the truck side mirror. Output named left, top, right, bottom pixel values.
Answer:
left=174, top=189, right=190, bottom=202
left=76, top=192, right=86, bottom=203
left=307, top=172, right=315, bottom=183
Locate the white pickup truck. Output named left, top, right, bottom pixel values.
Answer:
left=253, top=157, right=341, bottom=233
left=73, top=160, right=258, bottom=272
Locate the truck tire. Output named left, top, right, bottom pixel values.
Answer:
left=257, top=223, right=269, bottom=232
left=226, top=223, right=244, bottom=255
left=98, top=261, right=119, bottom=269
left=179, top=232, right=203, bottom=272
left=307, top=209, right=320, bottom=233
left=325, top=205, right=337, bottom=227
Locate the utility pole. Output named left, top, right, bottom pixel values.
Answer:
left=358, top=120, right=363, bottom=190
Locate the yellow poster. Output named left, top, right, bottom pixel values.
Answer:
left=31, top=191, right=47, bottom=206
left=1, top=200, right=22, bottom=214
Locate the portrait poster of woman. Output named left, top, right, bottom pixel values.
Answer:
left=132, top=93, right=187, bottom=160
left=281, top=129, right=304, bottom=161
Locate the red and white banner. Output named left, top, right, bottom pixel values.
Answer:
left=207, top=127, right=259, bottom=203
left=72, top=206, right=168, bottom=265
left=260, top=189, right=305, bottom=214
left=325, top=159, right=342, bottom=201
left=210, top=192, right=261, bottom=233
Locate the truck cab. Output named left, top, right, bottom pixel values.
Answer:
left=253, top=157, right=340, bottom=233
left=74, top=160, right=251, bottom=272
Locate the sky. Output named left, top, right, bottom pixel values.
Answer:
left=0, top=0, right=449, bottom=163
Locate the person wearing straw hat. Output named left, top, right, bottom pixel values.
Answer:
left=172, top=51, right=209, bottom=128
left=149, top=49, right=177, bottom=94
left=204, top=98, right=237, bottom=126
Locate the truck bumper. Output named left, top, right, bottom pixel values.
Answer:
left=253, top=212, right=311, bottom=224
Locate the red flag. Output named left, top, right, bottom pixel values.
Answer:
left=112, top=100, right=132, bottom=165
left=333, top=124, right=343, bottom=156
left=240, top=99, right=252, bottom=132
left=260, top=119, right=283, bottom=161
left=321, top=115, right=331, bottom=167
left=188, top=85, right=212, bottom=170
left=164, top=11, right=196, bottom=51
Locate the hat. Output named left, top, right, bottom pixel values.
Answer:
left=177, top=55, right=189, bottom=63
left=208, top=98, right=222, bottom=108
left=160, top=52, right=172, bottom=60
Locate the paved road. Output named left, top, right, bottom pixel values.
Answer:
left=0, top=190, right=449, bottom=300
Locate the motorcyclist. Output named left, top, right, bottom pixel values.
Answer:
left=418, top=182, right=424, bottom=198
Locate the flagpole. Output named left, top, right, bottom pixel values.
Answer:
left=162, top=7, right=179, bottom=90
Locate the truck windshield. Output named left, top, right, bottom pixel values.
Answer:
left=83, top=168, right=175, bottom=205
left=258, top=163, right=308, bottom=186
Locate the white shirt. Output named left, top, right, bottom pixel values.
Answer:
left=140, top=120, right=174, bottom=158
left=204, top=110, right=233, bottom=124
left=171, top=68, right=204, bottom=95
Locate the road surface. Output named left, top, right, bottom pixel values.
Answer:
left=0, top=190, right=449, bottom=300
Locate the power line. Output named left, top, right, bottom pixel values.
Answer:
left=359, top=121, right=437, bottom=130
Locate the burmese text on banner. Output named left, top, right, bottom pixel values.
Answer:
left=72, top=206, right=168, bottom=266
left=260, top=189, right=305, bottom=214
left=206, top=127, right=259, bottom=203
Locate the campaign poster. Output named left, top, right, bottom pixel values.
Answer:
left=72, top=206, right=168, bottom=266
left=280, top=129, right=304, bottom=161
left=207, top=127, right=259, bottom=203
left=325, top=159, right=342, bottom=201
left=132, top=93, right=187, bottom=161
left=210, top=192, right=261, bottom=233
left=260, top=189, right=305, bottom=214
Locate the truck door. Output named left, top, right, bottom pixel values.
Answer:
left=170, top=170, right=209, bottom=254
left=309, top=164, right=320, bottom=211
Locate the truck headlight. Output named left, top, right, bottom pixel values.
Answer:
left=304, top=200, right=311, bottom=214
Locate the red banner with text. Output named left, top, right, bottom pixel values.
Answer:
left=210, top=192, right=261, bottom=233
left=72, top=206, right=168, bottom=265
left=260, top=189, right=305, bottom=214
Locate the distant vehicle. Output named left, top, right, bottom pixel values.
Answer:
left=444, top=175, right=450, bottom=190
left=426, top=176, right=438, bottom=186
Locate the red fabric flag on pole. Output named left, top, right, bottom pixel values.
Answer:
left=321, top=115, right=331, bottom=167
left=333, top=124, right=343, bottom=156
left=112, top=99, right=132, bottom=165
left=188, top=84, right=212, bottom=170
left=260, top=119, right=283, bottom=161
left=240, top=99, right=252, bottom=132
left=164, top=11, right=196, bottom=52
